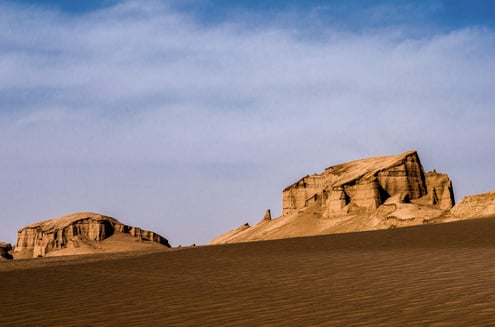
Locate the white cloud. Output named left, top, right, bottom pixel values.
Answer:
left=0, top=1, right=494, bottom=244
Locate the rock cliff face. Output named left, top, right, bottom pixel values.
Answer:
left=211, top=150, right=456, bottom=244
left=0, top=242, right=13, bottom=260
left=282, top=150, right=453, bottom=216
left=14, top=212, right=171, bottom=258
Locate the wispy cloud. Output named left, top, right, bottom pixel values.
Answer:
left=1, top=1, right=494, bottom=244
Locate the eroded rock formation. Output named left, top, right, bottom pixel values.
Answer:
left=449, top=190, right=495, bottom=219
left=282, top=150, right=453, bottom=216
left=261, top=209, right=272, bottom=222
left=0, top=242, right=13, bottom=260
left=14, top=212, right=170, bottom=258
left=211, top=150, right=456, bottom=244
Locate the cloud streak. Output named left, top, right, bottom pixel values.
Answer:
left=1, top=1, right=494, bottom=244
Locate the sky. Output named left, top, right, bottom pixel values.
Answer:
left=1, top=0, right=494, bottom=246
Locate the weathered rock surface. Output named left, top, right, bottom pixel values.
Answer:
left=14, top=212, right=171, bottom=258
left=449, top=190, right=495, bottom=219
left=261, top=209, right=272, bottom=222
left=211, top=150, right=457, bottom=244
left=0, top=242, right=13, bottom=260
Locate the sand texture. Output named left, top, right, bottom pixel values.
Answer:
left=2, top=216, right=495, bottom=326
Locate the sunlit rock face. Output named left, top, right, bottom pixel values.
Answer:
left=283, top=150, right=453, bottom=217
left=450, top=190, right=495, bottom=219
left=211, top=150, right=456, bottom=244
left=14, top=212, right=170, bottom=258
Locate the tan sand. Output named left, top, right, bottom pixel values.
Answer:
left=2, top=216, right=495, bottom=326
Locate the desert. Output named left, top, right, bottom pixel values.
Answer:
left=2, top=150, right=495, bottom=326
left=2, top=216, right=495, bottom=326
left=3, top=1, right=495, bottom=325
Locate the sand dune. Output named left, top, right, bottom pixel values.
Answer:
left=2, top=216, right=495, bottom=326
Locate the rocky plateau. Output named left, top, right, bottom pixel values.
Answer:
left=13, top=212, right=171, bottom=259
left=211, top=150, right=495, bottom=244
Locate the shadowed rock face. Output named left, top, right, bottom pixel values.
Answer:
left=0, top=242, right=13, bottom=260
left=211, top=150, right=456, bottom=244
left=14, top=212, right=171, bottom=258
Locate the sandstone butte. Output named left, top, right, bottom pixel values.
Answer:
left=12, top=212, right=171, bottom=259
left=211, top=150, right=495, bottom=244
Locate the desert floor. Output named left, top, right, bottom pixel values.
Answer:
left=2, top=216, right=495, bottom=326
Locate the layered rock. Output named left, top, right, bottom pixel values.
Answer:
left=283, top=150, right=452, bottom=216
left=211, top=150, right=456, bottom=244
left=0, top=242, right=13, bottom=260
left=449, top=190, right=495, bottom=219
left=14, top=212, right=170, bottom=258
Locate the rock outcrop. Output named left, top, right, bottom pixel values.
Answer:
left=261, top=209, right=272, bottom=222
left=211, top=150, right=456, bottom=244
left=449, top=190, right=495, bottom=219
left=14, top=212, right=171, bottom=258
left=0, top=242, right=13, bottom=260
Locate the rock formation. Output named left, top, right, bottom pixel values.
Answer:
left=14, top=212, right=171, bottom=258
left=449, top=190, right=495, bottom=219
left=0, top=242, right=13, bottom=260
left=262, top=209, right=272, bottom=222
left=211, top=150, right=456, bottom=244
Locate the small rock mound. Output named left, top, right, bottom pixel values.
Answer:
left=14, top=212, right=171, bottom=258
left=450, top=190, right=495, bottom=219
left=0, top=242, right=13, bottom=260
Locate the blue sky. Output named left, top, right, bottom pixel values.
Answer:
left=1, top=0, right=494, bottom=245
left=7, top=0, right=495, bottom=29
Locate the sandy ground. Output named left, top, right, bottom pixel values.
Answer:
left=2, top=216, right=495, bottom=326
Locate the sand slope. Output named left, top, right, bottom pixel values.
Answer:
left=2, top=216, right=495, bottom=326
